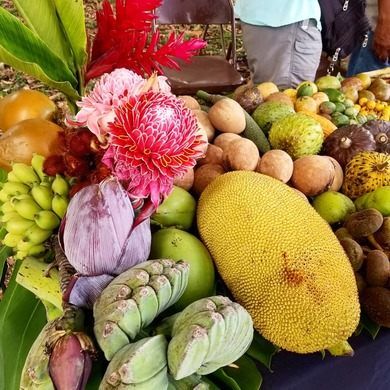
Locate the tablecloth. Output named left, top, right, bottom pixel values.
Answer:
left=260, top=329, right=390, bottom=390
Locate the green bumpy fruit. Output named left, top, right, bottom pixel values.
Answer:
left=252, top=101, right=295, bottom=134
left=268, top=113, right=324, bottom=160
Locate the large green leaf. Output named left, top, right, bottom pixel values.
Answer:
left=13, top=0, right=74, bottom=69
left=53, top=0, right=87, bottom=72
left=0, top=261, right=47, bottom=390
left=0, top=7, right=79, bottom=100
left=246, top=331, right=279, bottom=371
left=210, top=356, right=262, bottom=390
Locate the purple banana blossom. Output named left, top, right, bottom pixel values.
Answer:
left=61, top=177, right=151, bottom=308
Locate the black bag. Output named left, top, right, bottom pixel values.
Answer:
left=319, top=0, right=371, bottom=59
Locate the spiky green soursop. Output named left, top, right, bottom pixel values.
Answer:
left=268, top=113, right=324, bottom=159
left=252, top=101, right=295, bottom=134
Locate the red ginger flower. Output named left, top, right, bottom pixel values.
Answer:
left=102, top=91, right=205, bottom=207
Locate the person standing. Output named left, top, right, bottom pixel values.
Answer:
left=347, top=0, right=390, bottom=75
left=235, top=0, right=322, bottom=89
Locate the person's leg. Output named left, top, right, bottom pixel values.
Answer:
left=290, top=19, right=322, bottom=87
left=241, top=20, right=321, bottom=89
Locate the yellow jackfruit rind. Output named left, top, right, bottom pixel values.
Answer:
left=197, top=171, right=360, bottom=353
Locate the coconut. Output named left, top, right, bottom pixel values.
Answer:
left=223, top=138, right=259, bottom=171
left=291, top=155, right=335, bottom=196
left=257, top=149, right=293, bottom=183
left=197, top=144, right=223, bottom=167
left=193, top=164, right=225, bottom=196
left=173, top=167, right=194, bottom=191
left=213, top=133, right=242, bottom=151
left=193, top=109, right=216, bottom=142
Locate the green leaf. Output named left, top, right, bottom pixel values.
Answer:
left=0, top=261, right=47, bottom=390
left=246, top=331, right=279, bottom=371
left=0, top=7, right=79, bottom=101
left=0, top=168, right=8, bottom=183
left=13, top=0, right=74, bottom=69
left=0, top=245, right=12, bottom=279
left=210, top=356, right=262, bottom=390
left=16, top=257, right=62, bottom=312
left=53, top=0, right=87, bottom=72
left=41, top=299, right=62, bottom=321
left=360, top=313, right=381, bottom=339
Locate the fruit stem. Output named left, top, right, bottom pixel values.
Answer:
left=340, top=136, right=352, bottom=149
left=375, top=133, right=388, bottom=145
left=367, top=234, right=384, bottom=251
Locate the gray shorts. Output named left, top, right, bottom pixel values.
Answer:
left=241, top=19, right=322, bottom=89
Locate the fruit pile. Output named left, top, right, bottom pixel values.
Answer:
left=0, top=155, right=69, bottom=260
left=0, top=65, right=389, bottom=390
left=335, top=207, right=390, bottom=327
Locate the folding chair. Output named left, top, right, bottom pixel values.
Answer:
left=154, top=0, right=245, bottom=95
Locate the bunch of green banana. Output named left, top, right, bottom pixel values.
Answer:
left=93, top=259, right=190, bottom=360
left=0, top=154, right=70, bottom=260
left=100, top=335, right=169, bottom=390
left=20, top=320, right=56, bottom=390
left=168, top=296, right=253, bottom=380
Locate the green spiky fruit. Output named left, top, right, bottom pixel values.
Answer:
left=269, top=113, right=324, bottom=159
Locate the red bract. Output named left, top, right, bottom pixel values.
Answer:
left=43, top=155, right=66, bottom=176
left=102, top=91, right=205, bottom=207
left=64, top=154, right=90, bottom=177
left=86, top=0, right=206, bottom=82
left=68, top=129, right=97, bottom=157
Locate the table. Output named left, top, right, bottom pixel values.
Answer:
left=260, top=329, right=390, bottom=390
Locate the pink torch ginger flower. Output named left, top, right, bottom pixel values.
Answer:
left=103, top=91, right=205, bottom=208
left=74, top=68, right=171, bottom=138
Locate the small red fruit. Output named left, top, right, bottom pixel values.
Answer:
left=64, top=154, right=90, bottom=177
left=43, top=155, right=66, bottom=176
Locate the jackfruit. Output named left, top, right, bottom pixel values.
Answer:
left=197, top=171, right=360, bottom=354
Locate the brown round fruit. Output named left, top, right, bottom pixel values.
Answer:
left=223, top=138, right=259, bottom=171
left=193, top=164, right=225, bottom=196
left=173, top=167, right=194, bottom=191
left=344, top=208, right=384, bottom=238
left=193, top=109, right=215, bottom=142
left=213, top=133, right=241, bottom=151
left=339, top=237, right=364, bottom=271
left=0, top=89, right=56, bottom=130
left=361, top=287, right=390, bottom=327
left=197, top=144, right=223, bottom=167
left=291, top=155, right=335, bottom=196
left=257, top=149, right=293, bottom=183
left=365, top=250, right=390, bottom=287
left=178, top=95, right=201, bottom=110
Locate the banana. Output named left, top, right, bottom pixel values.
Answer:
left=17, top=239, right=38, bottom=252
left=34, top=210, right=60, bottom=230
left=1, top=181, right=30, bottom=196
left=31, top=154, right=48, bottom=182
left=20, top=321, right=56, bottom=390
left=27, top=244, right=46, bottom=257
left=168, top=324, right=210, bottom=380
left=31, top=184, right=54, bottom=210
left=113, top=268, right=150, bottom=289
left=7, top=171, right=22, bottom=183
left=132, top=286, right=159, bottom=328
left=103, top=335, right=167, bottom=385
left=131, top=367, right=168, bottom=390
left=1, top=201, right=14, bottom=214
left=164, top=266, right=185, bottom=307
left=51, top=174, right=69, bottom=196
left=172, top=298, right=217, bottom=335
left=51, top=194, right=69, bottom=218
left=175, top=261, right=191, bottom=302
left=0, top=189, right=10, bottom=203
left=11, top=163, right=40, bottom=186
left=23, top=224, right=52, bottom=244
left=11, top=195, right=42, bottom=220
left=3, top=232, right=23, bottom=248
left=0, top=211, right=19, bottom=223
left=96, top=299, right=141, bottom=341
left=94, top=320, right=130, bottom=361
left=149, top=274, right=173, bottom=314
left=6, top=216, right=35, bottom=234
left=14, top=250, right=28, bottom=260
